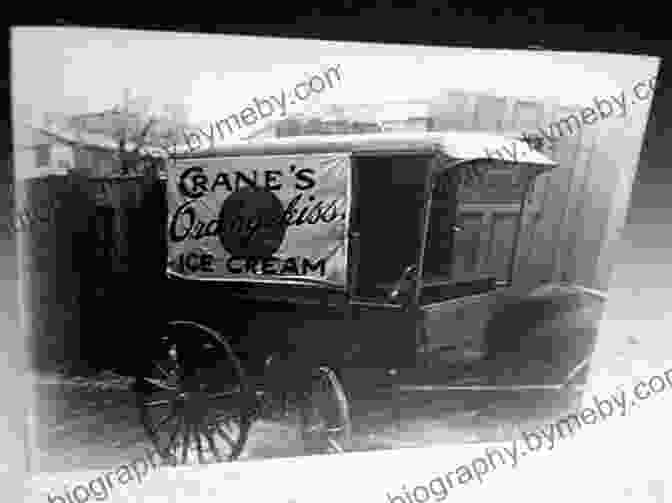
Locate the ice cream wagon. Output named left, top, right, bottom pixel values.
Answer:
left=133, top=131, right=606, bottom=464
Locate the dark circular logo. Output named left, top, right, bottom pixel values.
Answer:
left=218, top=187, right=287, bottom=257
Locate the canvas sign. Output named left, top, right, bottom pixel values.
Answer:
left=166, top=153, right=351, bottom=286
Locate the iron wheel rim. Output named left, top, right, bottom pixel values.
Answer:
left=137, top=320, right=254, bottom=465
left=301, top=366, right=352, bottom=455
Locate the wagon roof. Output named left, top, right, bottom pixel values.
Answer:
left=173, top=131, right=557, bottom=168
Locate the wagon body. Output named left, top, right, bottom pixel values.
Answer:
left=136, top=131, right=606, bottom=462
left=160, top=131, right=602, bottom=387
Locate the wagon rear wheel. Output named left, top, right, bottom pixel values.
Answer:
left=136, top=320, right=255, bottom=465
left=300, top=366, right=352, bottom=455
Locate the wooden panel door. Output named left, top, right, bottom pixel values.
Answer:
left=453, top=203, right=523, bottom=283
left=481, top=209, right=519, bottom=279
left=431, top=91, right=607, bottom=290
left=451, top=211, right=485, bottom=276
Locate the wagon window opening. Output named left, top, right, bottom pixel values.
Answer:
left=350, top=155, right=430, bottom=300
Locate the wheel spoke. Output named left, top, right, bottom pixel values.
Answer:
left=205, top=389, right=240, bottom=400
left=153, top=362, right=173, bottom=380
left=327, top=438, right=345, bottom=453
left=144, top=397, right=173, bottom=408
left=144, top=378, right=178, bottom=392
left=202, top=423, right=223, bottom=463
left=167, top=413, right=183, bottom=462
left=194, top=426, right=206, bottom=464
left=181, top=418, right=192, bottom=464
left=151, top=411, right=176, bottom=436
left=213, top=412, right=240, bottom=426
left=217, top=418, right=235, bottom=438
left=215, top=422, right=236, bottom=452
left=304, top=421, right=325, bottom=433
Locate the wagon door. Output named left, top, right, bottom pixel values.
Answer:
left=417, top=158, right=554, bottom=367
left=418, top=162, right=528, bottom=366
left=346, top=154, right=432, bottom=371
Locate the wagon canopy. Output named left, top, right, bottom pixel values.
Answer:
left=171, top=130, right=556, bottom=167
left=165, top=131, right=556, bottom=289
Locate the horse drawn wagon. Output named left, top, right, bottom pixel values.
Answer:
left=132, top=131, right=606, bottom=464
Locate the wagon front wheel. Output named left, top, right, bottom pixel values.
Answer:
left=300, top=366, right=352, bottom=455
left=136, top=320, right=255, bottom=465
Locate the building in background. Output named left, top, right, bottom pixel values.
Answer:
left=14, top=123, right=124, bottom=180
left=375, top=102, right=434, bottom=132
left=243, top=100, right=436, bottom=141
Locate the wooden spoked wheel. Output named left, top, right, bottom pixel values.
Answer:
left=136, top=320, right=255, bottom=465
left=300, top=366, right=352, bottom=455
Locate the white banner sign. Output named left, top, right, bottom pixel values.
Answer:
left=166, top=153, right=351, bottom=286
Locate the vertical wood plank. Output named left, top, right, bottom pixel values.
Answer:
left=591, top=118, right=649, bottom=291
left=549, top=127, right=582, bottom=282
left=541, top=105, right=581, bottom=281
left=452, top=211, right=484, bottom=275
left=571, top=145, right=611, bottom=288
left=556, top=142, right=597, bottom=283
left=486, top=211, right=518, bottom=279
left=510, top=98, right=556, bottom=288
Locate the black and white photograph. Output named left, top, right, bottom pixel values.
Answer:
left=9, top=24, right=667, bottom=502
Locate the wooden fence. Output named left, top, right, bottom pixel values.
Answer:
left=21, top=168, right=163, bottom=372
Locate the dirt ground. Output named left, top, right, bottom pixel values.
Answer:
left=31, top=373, right=582, bottom=474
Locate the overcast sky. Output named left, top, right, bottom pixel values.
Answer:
left=12, top=27, right=659, bottom=137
